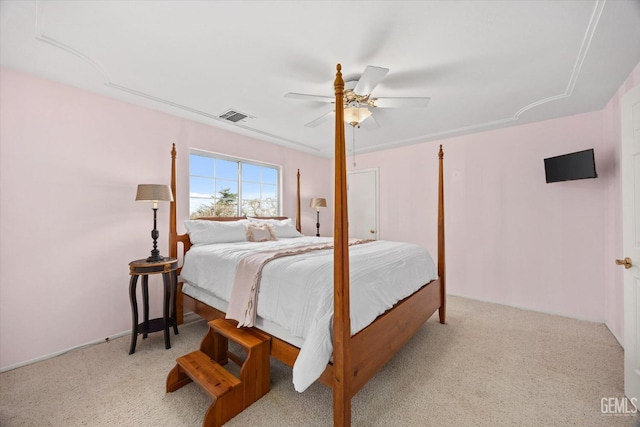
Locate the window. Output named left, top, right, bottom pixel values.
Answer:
left=189, top=150, right=280, bottom=218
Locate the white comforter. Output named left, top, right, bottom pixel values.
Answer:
left=180, top=236, right=438, bottom=391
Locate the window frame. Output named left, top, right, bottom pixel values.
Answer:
left=189, top=148, right=282, bottom=218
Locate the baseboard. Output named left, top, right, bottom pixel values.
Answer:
left=605, top=321, right=624, bottom=348
left=446, top=292, right=606, bottom=324
left=0, top=312, right=203, bottom=373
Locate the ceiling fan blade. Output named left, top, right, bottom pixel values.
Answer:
left=304, top=111, right=335, bottom=128
left=285, top=93, right=334, bottom=103
left=353, top=65, right=389, bottom=96
left=373, top=97, right=430, bottom=108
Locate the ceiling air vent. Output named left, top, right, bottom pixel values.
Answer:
left=218, top=109, right=252, bottom=123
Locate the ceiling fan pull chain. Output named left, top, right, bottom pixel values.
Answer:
left=352, top=125, right=357, bottom=167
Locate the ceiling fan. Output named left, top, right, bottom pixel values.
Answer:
left=285, top=65, right=430, bottom=128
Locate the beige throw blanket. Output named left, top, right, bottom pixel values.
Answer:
left=226, top=239, right=371, bottom=327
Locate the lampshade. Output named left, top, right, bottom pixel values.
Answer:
left=309, top=198, right=327, bottom=209
left=135, top=184, right=174, bottom=203
left=343, top=105, right=372, bottom=126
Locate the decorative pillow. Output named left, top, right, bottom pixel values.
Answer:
left=184, top=219, right=249, bottom=245
left=248, top=217, right=303, bottom=238
left=246, top=223, right=277, bottom=242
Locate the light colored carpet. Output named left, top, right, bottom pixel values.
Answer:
left=0, top=296, right=637, bottom=426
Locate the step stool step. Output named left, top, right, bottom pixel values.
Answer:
left=176, top=350, right=240, bottom=400
left=209, top=318, right=269, bottom=349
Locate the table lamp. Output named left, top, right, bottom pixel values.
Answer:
left=136, top=184, right=174, bottom=262
left=309, top=197, right=327, bottom=237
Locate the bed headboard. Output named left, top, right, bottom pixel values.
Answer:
left=171, top=216, right=289, bottom=256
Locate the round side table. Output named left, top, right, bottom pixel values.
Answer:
left=128, top=257, right=179, bottom=354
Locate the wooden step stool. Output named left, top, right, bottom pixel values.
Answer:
left=166, top=318, right=271, bottom=427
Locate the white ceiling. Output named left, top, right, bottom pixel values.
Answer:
left=1, top=1, right=639, bottom=157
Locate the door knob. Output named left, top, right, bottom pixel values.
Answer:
left=370, top=229, right=375, bottom=234
left=615, top=257, right=632, bottom=269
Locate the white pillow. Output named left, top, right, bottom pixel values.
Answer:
left=184, top=219, right=249, bottom=245
left=247, top=217, right=303, bottom=238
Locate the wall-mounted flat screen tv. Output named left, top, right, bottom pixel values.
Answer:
left=544, top=149, right=597, bottom=183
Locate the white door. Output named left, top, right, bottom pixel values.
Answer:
left=622, top=83, right=640, bottom=409
left=347, top=169, right=378, bottom=240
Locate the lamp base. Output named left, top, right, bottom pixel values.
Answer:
left=146, top=214, right=164, bottom=263
left=146, top=249, right=165, bottom=263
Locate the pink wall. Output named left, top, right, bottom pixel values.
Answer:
left=353, top=114, right=606, bottom=321
left=0, top=67, right=331, bottom=370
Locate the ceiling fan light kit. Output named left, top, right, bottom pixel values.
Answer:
left=286, top=65, right=430, bottom=129
left=344, top=103, right=372, bottom=126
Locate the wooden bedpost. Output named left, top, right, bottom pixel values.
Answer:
left=438, top=145, right=446, bottom=324
left=296, top=169, right=301, bottom=233
left=169, top=143, right=184, bottom=324
left=333, top=64, right=352, bottom=427
left=169, top=143, right=177, bottom=259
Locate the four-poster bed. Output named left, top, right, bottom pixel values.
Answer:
left=166, top=64, right=446, bottom=426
